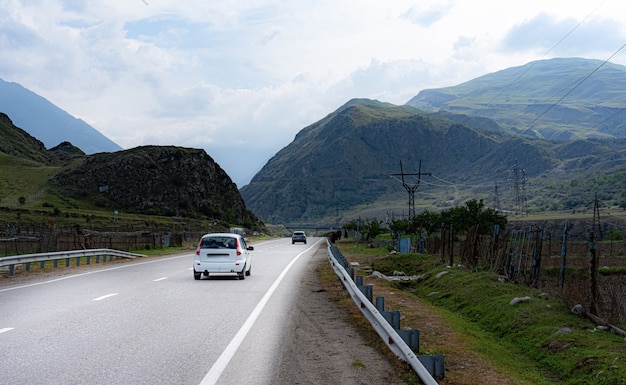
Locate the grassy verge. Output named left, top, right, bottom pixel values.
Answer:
left=333, top=239, right=626, bottom=385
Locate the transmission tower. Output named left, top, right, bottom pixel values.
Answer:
left=493, top=182, right=501, bottom=212
left=391, top=160, right=431, bottom=229
left=509, top=161, right=528, bottom=216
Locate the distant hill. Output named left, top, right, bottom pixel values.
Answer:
left=0, top=113, right=260, bottom=229
left=0, top=78, right=122, bottom=154
left=240, top=97, right=626, bottom=227
left=406, top=57, right=626, bottom=140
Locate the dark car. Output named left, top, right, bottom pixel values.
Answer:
left=291, top=231, right=307, bottom=244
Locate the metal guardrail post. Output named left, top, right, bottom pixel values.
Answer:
left=327, top=242, right=442, bottom=383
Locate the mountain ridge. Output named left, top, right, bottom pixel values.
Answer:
left=406, top=57, right=626, bottom=140
left=0, top=78, right=122, bottom=154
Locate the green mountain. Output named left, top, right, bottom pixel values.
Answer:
left=241, top=95, right=626, bottom=227
left=407, top=57, right=626, bottom=140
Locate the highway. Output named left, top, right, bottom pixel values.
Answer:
left=0, top=237, right=325, bottom=385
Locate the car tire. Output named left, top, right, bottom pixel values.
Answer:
left=238, top=267, right=246, bottom=280
left=194, top=271, right=201, bottom=280
left=246, top=266, right=251, bottom=276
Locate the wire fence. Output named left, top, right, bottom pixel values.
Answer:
left=354, top=225, right=626, bottom=328
left=1, top=224, right=206, bottom=256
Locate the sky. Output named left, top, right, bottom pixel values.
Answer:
left=1, top=0, right=626, bottom=187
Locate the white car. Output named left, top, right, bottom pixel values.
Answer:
left=194, top=233, right=253, bottom=280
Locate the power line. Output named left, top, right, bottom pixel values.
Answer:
left=526, top=43, right=626, bottom=130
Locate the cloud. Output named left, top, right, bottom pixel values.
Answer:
left=501, top=12, right=626, bottom=57
left=401, top=2, right=454, bottom=27
left=2, top=0, right=626, bottom=187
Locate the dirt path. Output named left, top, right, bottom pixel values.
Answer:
left=275, top=245, right=520, bottom=385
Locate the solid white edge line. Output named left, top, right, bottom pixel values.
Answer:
left=199, top=239, right=323, bottom=385
left=0, top=327, right=15, bottom=334
left=92, top=293, right=118, bottom=301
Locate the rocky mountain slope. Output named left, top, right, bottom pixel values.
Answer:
left=51, top=145, right=259, bottom=226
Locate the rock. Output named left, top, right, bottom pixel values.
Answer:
left=435, top=271, right=449, bottom=280
left=571, top=304, right=584, bottom=315
left=556, top=327, right=572, bottom=334
left=509, top=296, right=532, bottom=305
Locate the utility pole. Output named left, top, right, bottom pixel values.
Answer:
left=589, top=193, right=601, bottom=314
left=391, top=160, right=431, bottom=233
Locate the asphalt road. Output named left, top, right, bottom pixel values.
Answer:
left=0, top=237, right=325, bottom=385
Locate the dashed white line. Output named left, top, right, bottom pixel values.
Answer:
left=0, top=327, right=15, bottom=334
left=153, top=277, right=168, bottom=282
left=92, top=293, right=118, bottom=301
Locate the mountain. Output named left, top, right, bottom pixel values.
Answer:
left=406, top=58, right=626, bottom=140
left=0, top=78, right=122, bottom=154
left=50, top=145, right=260, bottom=226
left=240, top=96, right=626, bottom=227
left=0, top=113, right=260, bottom=229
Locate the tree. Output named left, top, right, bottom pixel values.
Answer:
left=344, top=217, right=384, bottom=243
left=389, top=218, right=410, bottom=236
left=439, top=199, right=507, bottom=268
left=413, top=210, right=442, bottom=236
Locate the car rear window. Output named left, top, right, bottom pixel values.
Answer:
left=201, top=236, right=237, bottom=249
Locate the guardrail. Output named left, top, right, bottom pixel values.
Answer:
left=0, top=249, right=145, bottom=276
left=327, top=241, right=443, bottom=384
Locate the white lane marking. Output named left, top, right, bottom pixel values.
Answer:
left=92, top=293, right=118, bottom=301
left=0, top=327, right=15, bottom=334
left=200, top=239, right=324, bottom=385
left=153, top=277, right=168, bottom=282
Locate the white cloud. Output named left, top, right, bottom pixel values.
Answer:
left=2, top=0, right=626, bottom=186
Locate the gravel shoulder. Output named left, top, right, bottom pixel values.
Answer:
left=275, top=244, right=519, bottom=385
left=273, top=245, right=410, bottom=385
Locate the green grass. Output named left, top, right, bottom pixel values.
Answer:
left=0, top=153, right=60, bottom=206
left=339, top=241, right=626, bottom=385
